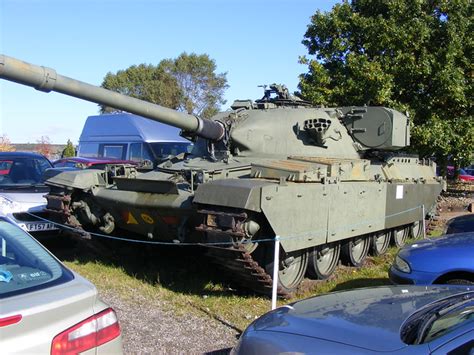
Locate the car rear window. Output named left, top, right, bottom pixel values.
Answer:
left=0, top=156, right=52, bottom=186
left=0, top=219, right=73, bottom=299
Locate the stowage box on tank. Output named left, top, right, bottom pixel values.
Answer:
left=0, top=55, right=443, bottom=296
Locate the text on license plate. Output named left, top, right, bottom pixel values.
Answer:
left=26, top=222, right=57, bottom=231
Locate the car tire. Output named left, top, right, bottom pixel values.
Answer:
left=445, top=278, right=474, bottom=285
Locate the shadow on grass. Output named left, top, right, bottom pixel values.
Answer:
left=331, top=277, right=391, bottom=292
left=42, top=232, right=395, bottom=299
left=41, top=232, right=240, bottom=298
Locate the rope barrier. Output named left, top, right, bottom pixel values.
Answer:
left=271, top=235, right=280, bottom=310
left=27, top=204, right=425, bottom=247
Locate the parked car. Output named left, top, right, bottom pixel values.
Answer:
left=389, top=231, right=474, bottom=285
left=233, top=285, right=473, bottom=354
left=53, top=156, right=137, bottom=170
left=445, top=214, right=474, bottom=234
left=390, top=214, right=474, bottom=286
left=0, top=217, right=122, bottom=353
left=0, top=152, right=57, bottom=233
left=447, top=166, right=474, bottom=182
left=465, top=165, right=474, bottom=176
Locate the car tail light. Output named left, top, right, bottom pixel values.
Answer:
left=51, top=308, right=120, bottom=355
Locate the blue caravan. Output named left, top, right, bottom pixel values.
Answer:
left=77, top=113, right=191, bottom=167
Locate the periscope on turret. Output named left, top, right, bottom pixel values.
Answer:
left=0, top=54, right=443, bottom=296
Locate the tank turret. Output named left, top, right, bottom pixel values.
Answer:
left=0, top=54, right=442, bottom=296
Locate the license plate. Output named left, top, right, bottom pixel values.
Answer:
left=25, top=222, right=57, bottom=232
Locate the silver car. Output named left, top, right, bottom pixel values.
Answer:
left=0, top=217, right=123, bottom=353
left=0, top=152, right=58, bottom=233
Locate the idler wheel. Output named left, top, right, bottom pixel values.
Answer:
left=306, top=243, right=340, bottom=279
left=341, top=236, right=370, bottom=267
left=370, top=230, right=391, bottom=256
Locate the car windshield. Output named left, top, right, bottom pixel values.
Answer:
left=401, top=291, right=474, bottom=344
left=0, top=156, right=52, bottom=187
left=0, top=219, right=73, bottom=298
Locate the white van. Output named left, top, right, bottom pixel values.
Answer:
left=76, top=113, right=191, bottom=167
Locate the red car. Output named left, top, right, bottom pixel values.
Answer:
left=447, top=166, right=474, bottom=181
left=53, top=157, right=137, bottom=170
left=0, top=160, right=13, bottom=175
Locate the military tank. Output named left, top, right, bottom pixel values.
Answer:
left=0, top=54, right=443, bottom=296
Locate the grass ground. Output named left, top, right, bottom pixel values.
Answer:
left=49, top=232, right=429, bottom=333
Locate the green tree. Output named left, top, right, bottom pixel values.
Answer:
left=101, top=64, right=181, bottom=113
left=299, top=0, right=473, bottom=167
left=100, top=53, right=228, bottom=119
left=159, top=53, right=229, bottom=118
left=62, top=139, right=76, bottom=157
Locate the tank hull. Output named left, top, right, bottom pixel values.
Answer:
left=45, top=155, right=442, bottom=296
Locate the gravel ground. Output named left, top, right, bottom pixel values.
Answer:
left=99, top=290, right=239, bottom=354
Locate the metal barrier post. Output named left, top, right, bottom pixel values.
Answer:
left=422, top=205, right=427, bottom=239
left=271, top=236, right=280, bottom=310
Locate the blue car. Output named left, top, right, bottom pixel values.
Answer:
left=446, top=214, right=474, bottom=234
left=389, top=213, right=474, bottom=285
left=233, top=286, right=474, bottom=354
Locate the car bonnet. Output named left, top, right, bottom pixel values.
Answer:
left=250, top=286, right=469, bottom=352
left=398, top=232, right=474, bottom=264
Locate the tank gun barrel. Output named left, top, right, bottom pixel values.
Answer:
left=0, top=54, right=225, bottom=141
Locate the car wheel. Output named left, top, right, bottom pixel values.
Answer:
left=445, top=278, right=474, bottom=285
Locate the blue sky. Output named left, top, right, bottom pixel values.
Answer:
left=0, top=0, right=339, bottom=144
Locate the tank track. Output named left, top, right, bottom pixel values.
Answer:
left=45, top=192, right=82, bottom=227
left=204, top=244, right=290, bottom=298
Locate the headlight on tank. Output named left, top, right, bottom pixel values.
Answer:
left=0, top=196, right=23, bottom=215
left=394, top=255, right=411, bottom=273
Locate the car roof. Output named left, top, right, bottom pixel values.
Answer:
left=79, top=113, right=190, bottom=143
left=0, top=151, right=48, bottom=159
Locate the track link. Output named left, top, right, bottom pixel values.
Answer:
left=205, top=244, right=290, bottom=298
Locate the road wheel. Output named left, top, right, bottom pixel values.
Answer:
left=370, top=231, right=391, bottom=256
left=307, top=243, right=340, bottom=280
left=266, top=249, right=308, bottom=294
left=341, top=236, right=370, bottom=267
left=392, top=226, right=409, bottom=247
left=410, top=220, right=424, bottom=239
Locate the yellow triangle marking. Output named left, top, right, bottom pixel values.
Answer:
left=126, top=212, right=138, bottom=225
